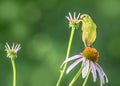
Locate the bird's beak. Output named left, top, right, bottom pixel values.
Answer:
left=80, top=17, right=83, bottom=20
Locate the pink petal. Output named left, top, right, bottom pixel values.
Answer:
left=96, top=63, right=108, bottom=83
left=60, top=54, right=82, bottom=68
left=82, top=60, right=90, bottom=78
left=90, top=61, right=97, bottom=82
left=66, top=58, right=83, bottom=74
left=95, top=64, right=105, bottom=85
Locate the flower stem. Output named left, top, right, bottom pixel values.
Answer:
left=82, top=67, right=91, bottom=86
left=11, top=58, right=16, bottom=86
left=69, top=62, right=84, bottom=86
left=56, top=27, right=75, bottom=86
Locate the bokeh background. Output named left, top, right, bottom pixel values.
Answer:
left=0, top=0, right=120, bottom=86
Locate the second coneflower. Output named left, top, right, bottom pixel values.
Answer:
left=5, top=43, right=21, bottom=86
left=5, top=43, right=21, bottom=58
left=61, top=47, right=108, bottom=86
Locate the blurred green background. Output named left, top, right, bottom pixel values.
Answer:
left=0, top=0, right=120, bottom=86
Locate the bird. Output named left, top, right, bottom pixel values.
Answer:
left=80, top=14, right=97, bottom=48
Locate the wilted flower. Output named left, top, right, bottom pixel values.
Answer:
left=61, top=47, right=108, bottom=86
left=5, top=43, right=21, bottom=58
left=66, top=12, right=81, bottom=29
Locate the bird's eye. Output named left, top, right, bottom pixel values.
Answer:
left=83, top=15, right=88, bottom=18
left=83, top=15, right=86, bottom=18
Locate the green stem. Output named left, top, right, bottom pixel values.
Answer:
left=11, top=58, right=16, bottom=86
left=56, top=28, right=75, bottom=86
left=69, top=62, right=84, bottom=86
left=82, top=67, right=91, bottom=86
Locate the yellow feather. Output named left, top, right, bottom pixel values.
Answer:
left=80, top=14, right=97, bottom=47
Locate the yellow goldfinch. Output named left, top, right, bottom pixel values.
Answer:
left=80, top=14, right=97, bottom=47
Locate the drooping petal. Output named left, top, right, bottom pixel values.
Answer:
left=60, top=54, right=82, bottom=68
left=96, top=63, right=108, bottom=83
left=66, top=58, right=84, bottom=74
left=82, top=60, right=90, bottom=78
left=100, top=78, right=103, bottom=86
left=104, top=73, right=108, bottom=83
left=95, top=64, right=105, bottom=86
left=90, top=61, right=97, bottom=82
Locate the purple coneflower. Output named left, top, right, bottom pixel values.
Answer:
left=5, top=43, right=21, bottom=58
left=61, top=47, right=108, bottom=86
